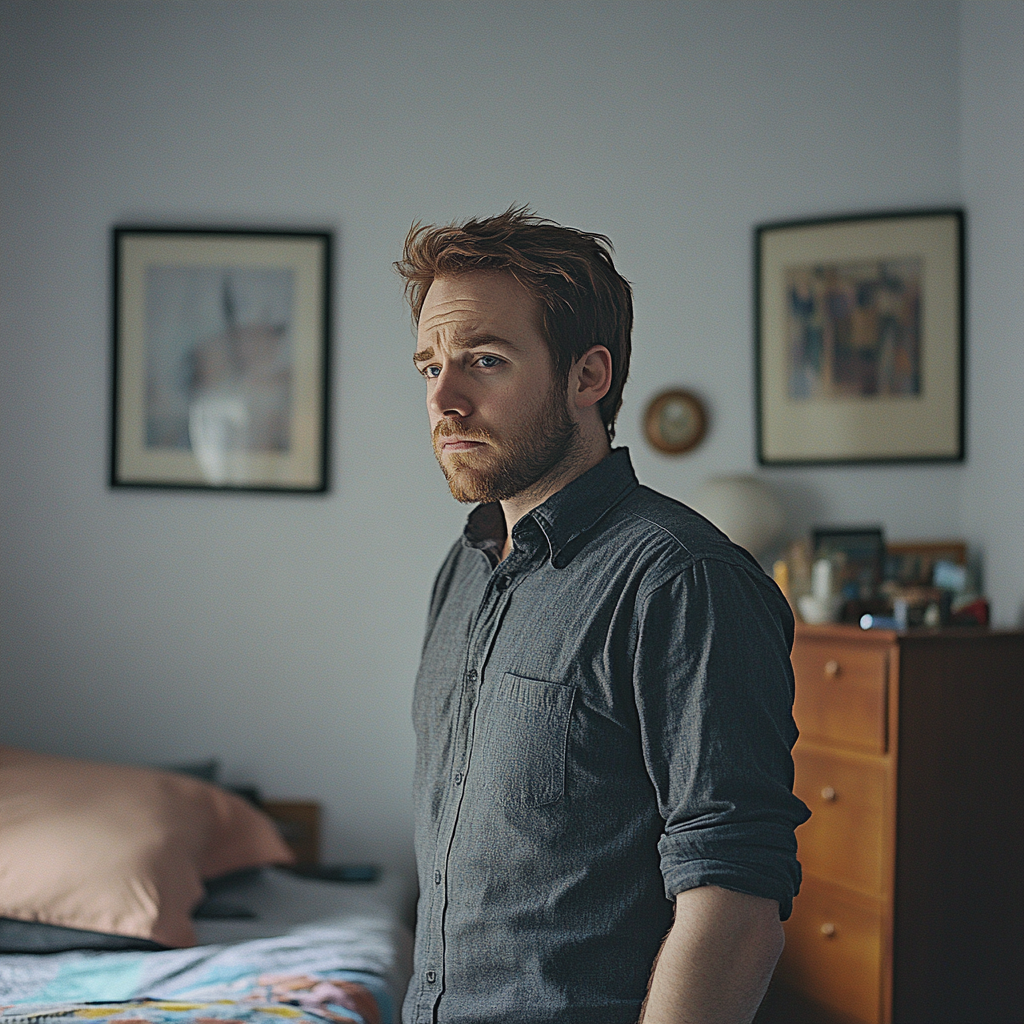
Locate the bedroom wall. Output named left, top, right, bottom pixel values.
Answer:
left=959, top=1, right=1024, bottom=628
left=1, top=1, right=1013, bottom=889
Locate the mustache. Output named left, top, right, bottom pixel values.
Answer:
left=433, top=419, right=495, bottom=443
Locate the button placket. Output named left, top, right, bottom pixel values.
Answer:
left=427, top=563, right=517, bottom=1017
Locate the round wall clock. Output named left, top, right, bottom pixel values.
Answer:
left=643, top=389, right=708, bottom=455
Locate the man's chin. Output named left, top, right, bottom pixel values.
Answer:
left=437, top=455, right=518, bottom=504
left=442, top=466, right=500, bottom=504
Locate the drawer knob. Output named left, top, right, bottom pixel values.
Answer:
left=824, top=659, right=841, bottom=677
left=820, top=922, right=836, bottom=938
left=821, top=786, right=837, bottom=802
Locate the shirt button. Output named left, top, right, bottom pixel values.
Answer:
left=434, top=870, right=442, bottom=885
left=466, top=668, right=478, bottom=683
left=453, top=771, right=463, bottom=785
left=426, top=970, right=436, bottom=984
left=495, top=575, right=510, bottom=592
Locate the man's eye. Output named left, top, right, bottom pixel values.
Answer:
left=476, top=355, right=502, bottom=369
left=422, top=365, right=441, bottom=379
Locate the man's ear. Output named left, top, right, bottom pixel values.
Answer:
left=571, top=345, right=613, bottom=410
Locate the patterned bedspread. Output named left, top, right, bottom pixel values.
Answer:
left=0, top=919, right=399, bottom=1024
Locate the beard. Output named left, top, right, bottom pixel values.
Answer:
left=433, top=386, right=581, bottom=504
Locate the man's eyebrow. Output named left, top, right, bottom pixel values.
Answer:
left=412, top=334, right=518, bottom=365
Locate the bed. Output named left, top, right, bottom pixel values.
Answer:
left=0, top=747, right=413, bottom=1024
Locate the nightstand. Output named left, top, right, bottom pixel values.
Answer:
left=261, top=799, right=321, bottom=865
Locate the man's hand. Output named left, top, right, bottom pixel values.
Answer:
left=639, top=885, right=784, bottom=1024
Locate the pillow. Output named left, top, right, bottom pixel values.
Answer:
left=0, top=915, right=167, bottom=953
left=0, top=746, right=294, bottom=948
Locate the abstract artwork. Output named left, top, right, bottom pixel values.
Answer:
left=755, top=210, right=963, bottom=465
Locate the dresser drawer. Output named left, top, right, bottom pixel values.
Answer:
left=793, top=746, right=887, bottom=896
left=778, top=875, right=885, bottom=1024
left=792, top=640, right=889, bottom=753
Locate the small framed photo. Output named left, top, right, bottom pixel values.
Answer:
left=642, top=388, right=708, bottom=455
left=885, top=539, right=967, bottom=587
left=111, top=227, right=332, bottom=492
left=755, top=209, right=964, bottom=465
left=812, top=526, right=885, bottom=601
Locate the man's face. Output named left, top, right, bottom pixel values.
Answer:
left=414, top=272, right=579, bottom=504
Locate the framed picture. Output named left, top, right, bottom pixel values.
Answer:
left=811, top=526, right=885, bottom=601
left=111, top=227, right=332, bottom=492
left=885, top=539, right=967, bottom=587
left=755, top=209, right=964, bottom=465
left=642, top=388, right=708, bottom=455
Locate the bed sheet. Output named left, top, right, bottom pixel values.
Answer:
left=0, top=869, right=413, bottom=1024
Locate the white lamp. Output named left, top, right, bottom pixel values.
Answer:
left=688, top=475, right=785, bottom=558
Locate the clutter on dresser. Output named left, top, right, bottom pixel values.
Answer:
left=773, top=529, right=988, bottom=628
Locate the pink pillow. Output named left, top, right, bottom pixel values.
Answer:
left=0, top=746, right=294, bottom=947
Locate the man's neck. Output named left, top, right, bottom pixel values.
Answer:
left=498, top=440, right=611, bottom=561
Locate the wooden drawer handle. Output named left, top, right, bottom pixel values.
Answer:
left=824, top=659, right=841, bottom=677
left=820, top=786, right=837, bottom=802
left=820, top=922, right=836, bottom=938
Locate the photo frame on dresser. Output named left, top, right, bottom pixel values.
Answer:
left=110, top=227, right=332, bottom=492
left=755, top=209, right=964, bottom=466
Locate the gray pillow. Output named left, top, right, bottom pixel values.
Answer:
left=0, top=916, right=166, bottom=953
left=162, top=758, right=221, bottom=783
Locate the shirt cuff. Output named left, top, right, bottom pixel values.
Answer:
left=658, top=822, right=803, bottom=920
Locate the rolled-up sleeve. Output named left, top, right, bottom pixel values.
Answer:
left=634, top=555, right=810, bottom=919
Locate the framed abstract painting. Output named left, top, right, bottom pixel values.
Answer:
left=755, top=209, right=964, bottom=465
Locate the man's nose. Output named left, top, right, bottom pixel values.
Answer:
left=429, top=365, right=473, bottom=419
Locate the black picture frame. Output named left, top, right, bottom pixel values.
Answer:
left=754, top=209, right=964, bottom=466
left=812, top=526, right=886, bottom=601
left=111, top=226, right=332, bottom=493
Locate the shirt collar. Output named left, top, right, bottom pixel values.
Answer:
left=462, top=448, right=640, bottom=569
left=463, top=501, right=506, bottom=564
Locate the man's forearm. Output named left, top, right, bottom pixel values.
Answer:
left=639, top=886, right=784, bottom=1024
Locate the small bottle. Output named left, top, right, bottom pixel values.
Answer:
left=811, top=557, right=833, bottom=604
left=773, top=559, right=791, bottom=605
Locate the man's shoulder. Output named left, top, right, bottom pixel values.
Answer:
left=613, top=484, right=735, bottom=555
left=595, top=483, right=770, bottom=583
left=598, top=486, right=793, bottom=638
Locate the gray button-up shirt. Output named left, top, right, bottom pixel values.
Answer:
left=404, top=449, right=808, bottom=1024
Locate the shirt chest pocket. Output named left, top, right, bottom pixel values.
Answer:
left=475, top=672, right=576, bottom=810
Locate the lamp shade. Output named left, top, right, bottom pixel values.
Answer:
left=688, top=475, right=785, bottom=557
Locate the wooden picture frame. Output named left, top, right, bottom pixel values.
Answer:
left=755, top=209, right=964, bottom=465
left=885, top=539, right=967, bottom=587
left=111, top=227, right=332, bottom=492
left=642, top=389, right=708, bottom=455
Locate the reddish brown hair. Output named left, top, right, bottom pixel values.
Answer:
left=394, top=206, right=633, bottom=440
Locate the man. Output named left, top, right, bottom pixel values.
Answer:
left=395, top=208, right=809, bottom=1024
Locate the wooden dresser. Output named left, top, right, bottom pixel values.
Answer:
left=774, top=624, right=1023, bottom=1024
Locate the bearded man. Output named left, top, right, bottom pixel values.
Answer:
left=395, top=208, right=809, bottom=1024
